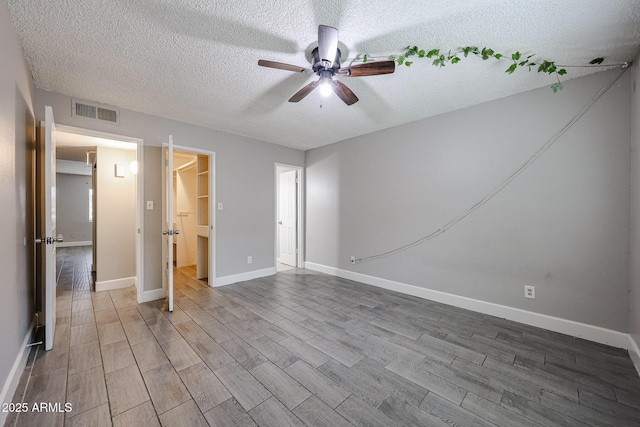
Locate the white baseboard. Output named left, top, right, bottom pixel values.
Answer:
left=215, top=267, right=277, bottom=287
left=629, top=334, right=640, bottom=376
left=95, top=276, right=136, bottom=292
left=139, top=288, right=166, bottom=304
left=57, top=240, right=91, bottom=248
left=0, top=319, right=35, bottom=426
left=305, top=262, right=630, bottom=349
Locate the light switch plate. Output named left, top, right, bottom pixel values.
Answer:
left=146, top=201, right=153, bottom=210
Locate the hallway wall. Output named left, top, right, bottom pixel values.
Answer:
left=0, top=1, right=36, bottom=420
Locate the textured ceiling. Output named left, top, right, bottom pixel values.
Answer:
left=6, top=0, right=640, bottom=150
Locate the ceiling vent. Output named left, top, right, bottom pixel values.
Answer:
left=71, top=99, right=120, bottom=124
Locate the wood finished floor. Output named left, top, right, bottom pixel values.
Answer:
left=6, top=246, right=640, bottom=426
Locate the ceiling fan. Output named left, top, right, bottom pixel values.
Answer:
left=258, top=25, right=395, bottom=105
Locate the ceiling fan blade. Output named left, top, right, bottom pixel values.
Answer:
left=332, top=80, right=359, bottom=105
left=317, top=25, right=339, bottom=66
left=341, top=60, right=396, bottom=77
left=289, top=80, right=321, bottom=102
left=258, top=60, right=312, bottom=73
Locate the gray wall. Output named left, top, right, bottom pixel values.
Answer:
left=96, top=146, right=137, bottom=283
left=630, top=56, right=640, bottom=350
left=0, top=0, right=35, bottom=408
left=34, top=90, right=305, bottom=292
left=306, top=69, right=631, bottom=332
left=57, top=172, right=92, bottom=243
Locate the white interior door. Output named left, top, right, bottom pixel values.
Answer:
left=163, top=137, right=175, bottom=312
left=43, top=106, right=59, bottom=350
left=278, top=170, right=297, bottom=267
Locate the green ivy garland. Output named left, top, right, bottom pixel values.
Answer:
left=356, top=46, right=609, bottom=93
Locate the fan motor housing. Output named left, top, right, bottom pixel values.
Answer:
left=312, top=47, right=341, bottom=74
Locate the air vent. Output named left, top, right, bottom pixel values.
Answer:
left=72, top=99, right=120, bottom=124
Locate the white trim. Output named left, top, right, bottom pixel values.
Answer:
left=0, top=319, right=35, bottom=426
left=95, top=276, right=136, bottom=292
left=274, top=163, right=304, bottom=269
left=139, top=288, right=166, bottom=303
left=57, top=240, right=91, bottom=248
left=216, top=267, right=276, bottom=287
left=305, top=262, right=630, bottom=349
left=629, top=334, right=640, bottom=376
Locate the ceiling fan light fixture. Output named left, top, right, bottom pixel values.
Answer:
left=319, top=78, right=333, bottom=97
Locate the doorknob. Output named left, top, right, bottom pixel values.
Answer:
left=36, top=235, right=64, bottom=244
left=174, top=230, right=180, bottom=235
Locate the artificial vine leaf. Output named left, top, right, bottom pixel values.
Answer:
left=426, top=49, right=439, bottom=58
left=512, top=51, right=521, bottom=61
left=558, top=69, right=567, bottom=76
left=405, top=61, right=413, bottom=67
left=418, top=50, right=425, bottom=58
left=363, top=54, right=368, bottom=63
left=505, top=63, right=517, bottom=74
left=494, top=53, right=503, bottom=60
left=398, top=56, right=405, bottom=65
left=590, top=57, right=604, bottom=65
left=451, top=56, right=460, bottom=64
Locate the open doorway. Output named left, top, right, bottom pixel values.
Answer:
left=275, top=164, right=304, bottom=271
left=164, top=146, right=215, bottom=295
left=54, top=125, right=143, bottom=295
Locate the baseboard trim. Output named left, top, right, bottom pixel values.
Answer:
left=629, top=334, right=640, bottom=376
left=0, top=319, right=35, bottom=426
left=95, top=276, right=136, bottom=292
left=216, top=267, right=277, bottom=287
left=57, top=240, right=91, bottom=248
left=139, top=288, right=166, bottom=304
left=305, top=262, right=630, bottom=349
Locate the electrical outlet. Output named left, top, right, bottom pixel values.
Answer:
left=247, top=256, right=252, bottom=264
left=524, top=285, right=535, bottom=299
left=350, top=256, right=356, bottom=265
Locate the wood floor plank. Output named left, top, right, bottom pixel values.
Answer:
left=158, top=399, right=209, bottom=427
left=379, top=395, right=450, bottom=427
left=284, top=360, right=351, bottom=409
left=248, top=397, right=304, bottom=427
left=67, top=365, right=108, bottom=415
left=161, top=338, right=202, bottom=371
left=112, top=401, right=160, bottom=427
left=307, top=335, right=362, bottom=367
left=292, top=396, right=353, bottom=427
left=386, top=357, right=468, bottom=405
left=214, top=363, right=272, bottom=411
left=105, top=364, right=150, bottom=416
left=335, top=394, right=398, bottom=427
left=101, top=339, right=136, bottom=374
left=420, top=392, right=497, bottom=427
left=279, top=336, right=331, bottom=368
left=249, top=336, right=299, bottom=369
left=191, top=337, right=235, bottom=371
left=178, top=362, right=232, bottom=413
left=220, top=337, right=268, bottom=370
left=318, top=359, right=390, bottom=407
left=250, top=361, right=311, bottom=409
left=203, top=397, right=256, bottom=427
left=131, top=340, right=170, bottom=373
left=142, top=364, right=191, bottom=415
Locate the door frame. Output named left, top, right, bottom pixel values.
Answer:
left=163, top=143, right=216, bottom=289
left=53, top=124, right=145, bottom=303
left=275, top=163, right=304, bottom=269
